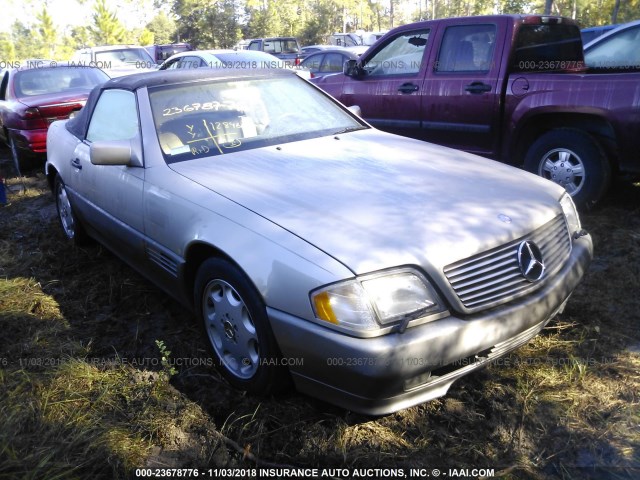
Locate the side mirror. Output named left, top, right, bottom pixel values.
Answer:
left=90, top=139, right=142, bottom=167
left=347, top=105, right=362, bottom=117
left=343, top=59, right=364, bottom=78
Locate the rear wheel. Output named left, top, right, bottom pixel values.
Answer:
left=194, top=258, right=289, bottom=394
left=55, top=175, right=90, bottom=245
left=524, top=129, right=611, bottom=210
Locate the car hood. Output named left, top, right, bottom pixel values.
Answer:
left=170, top=129, right=565, bottom=276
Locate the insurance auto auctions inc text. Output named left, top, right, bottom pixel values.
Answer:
left=207, top=467, right=495, bottom=479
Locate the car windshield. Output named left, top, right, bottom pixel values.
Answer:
left=95, top=48, right=154, bottom=65
left=14, top=67, right=109, bottom=97
left=149, top=75, right=365, bottom=163
left=584, top=25, right=640, bottom=69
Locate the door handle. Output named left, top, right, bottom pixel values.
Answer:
left=465, top=82, right=492, bottom=94
left=398, top=83, right=419, bottom=94
left=71, top=158, right=82, bottom=170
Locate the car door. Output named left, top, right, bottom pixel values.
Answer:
left=71, top=88, right=146, bottom=260
left=337, top=26, right=434, bottom=138
left=422, top=18, right=506, bottom=156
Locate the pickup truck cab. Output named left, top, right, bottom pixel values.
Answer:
left=313, top=15, right=640, bottom=209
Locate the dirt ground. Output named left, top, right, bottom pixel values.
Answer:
left=1, top=147, right=638, bottom=479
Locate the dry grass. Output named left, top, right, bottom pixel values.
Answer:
left=1, top=157, right=639, bottom=479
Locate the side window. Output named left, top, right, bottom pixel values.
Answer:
left=436, top=25, right=496, bottom=73
left=164, top=58, right=180, bottom=70
left=178, top=56, right=203, bottom=69
left=302, top=54, right=323, bottom=72
left=512, top=24, right=582, bottom=72
left=322, top=53, right=346, bottom=73
left=87, top=89, right=138, bottom=142
left=263, top=41, right=275, bottom=54
left=363, top=29, right=430, bottom=76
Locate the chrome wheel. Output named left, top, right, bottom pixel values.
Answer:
left=202, top=279, right=259, bottom=380
left=538, top=148, right=585, bottom=196
left=525, top=129, right=611, bottom=210
left=56, top=181, right=76, bottom=239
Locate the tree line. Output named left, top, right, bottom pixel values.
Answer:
left=1, top=0, right=638, bottom=61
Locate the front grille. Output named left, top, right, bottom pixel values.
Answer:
left=443, top=214, right=571, bottom=311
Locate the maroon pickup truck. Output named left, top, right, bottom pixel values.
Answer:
left=313, top=15, right=640, bottom=209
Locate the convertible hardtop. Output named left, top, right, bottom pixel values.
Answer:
left=65, top=68, right=296, bottom=139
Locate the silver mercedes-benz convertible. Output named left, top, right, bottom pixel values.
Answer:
left=45, top=69, right=592, bottom=415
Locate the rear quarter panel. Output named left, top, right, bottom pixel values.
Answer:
left=503, top=71, right=640, bottom=173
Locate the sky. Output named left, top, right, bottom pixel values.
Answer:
left=0, top=0, right=157, bottom=34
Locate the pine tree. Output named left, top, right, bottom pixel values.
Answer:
left=90, top=0, right=127, bottom=45
left=36, top=7, right=58, bottom=59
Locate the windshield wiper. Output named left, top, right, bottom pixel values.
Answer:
left=333, top=126, right=367, bottom=135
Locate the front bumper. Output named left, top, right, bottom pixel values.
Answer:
left=268, top=233, right=593, bottom=415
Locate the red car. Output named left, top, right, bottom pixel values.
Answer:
left=0, top=60, right=109, bottom=173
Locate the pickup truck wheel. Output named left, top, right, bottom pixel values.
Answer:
left=55, top=175, right=90, bottom=245
left=194, top=258, right=289, bottom=395
left=524, top=129, right=611, bottom=210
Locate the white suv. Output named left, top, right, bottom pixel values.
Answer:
left=71, top=45, right=157, bottom=77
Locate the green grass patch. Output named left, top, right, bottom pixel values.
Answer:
left=1, top=170, right=639, bottom=478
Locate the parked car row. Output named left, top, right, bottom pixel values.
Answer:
left=157, top=49, right=311, bottom=79
left=3, top=16, right=639, bottom=203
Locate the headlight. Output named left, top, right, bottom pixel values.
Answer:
left=560, top=193, right=581, bottom=236
left=311, top=268, right=445, bottom=335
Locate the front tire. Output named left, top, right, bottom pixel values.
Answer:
left=524, top=129, right=611, bottom=210
left=55, top=175, right=90, bottom=245
left=194, top=258, right=289, bottom=395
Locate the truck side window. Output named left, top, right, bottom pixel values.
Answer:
left=363, top=29, right=430, bottom=76
left=512, top=24, right=583, bottom=71
left=436, top=25, right=497, bottom=72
